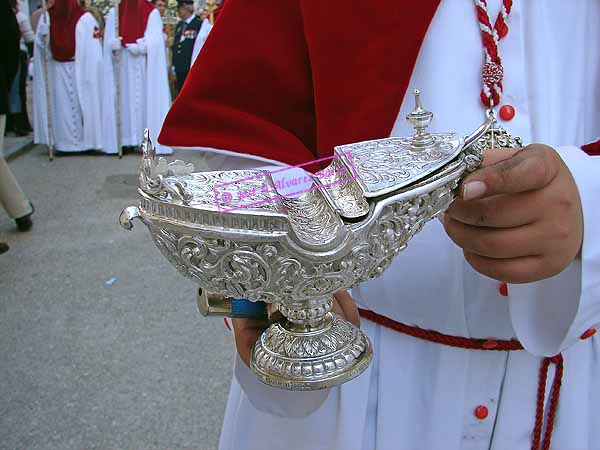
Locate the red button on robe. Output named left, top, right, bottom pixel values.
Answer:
left=581, top=328, right=596, bottom=340
left=474, top=405, right=489, bottom=420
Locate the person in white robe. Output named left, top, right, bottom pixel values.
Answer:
left=102, top=0, right=172, bottom=155
left=32, top=0, right=104, bottom=153
left=190, top=2, right=227, bottom=69
left=189, top=17, right=212, bottom=67
left=157, top=1, right=600, bottom=449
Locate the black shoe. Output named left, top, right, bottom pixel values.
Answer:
left=12, top=127, right=29, bottom=137
left=15, top=214, right=33, bottom=232
left=18, top=112, right=33, bottom=133
left=13, top=113, right=32, bottom=135
left=0, top=242, right=9, bottom=254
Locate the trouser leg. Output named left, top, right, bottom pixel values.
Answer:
left=19, top=51, right=32, bottom=132
left=0, top=115, right=32, bottom=219
left=175, top=71, right=188, bottom=96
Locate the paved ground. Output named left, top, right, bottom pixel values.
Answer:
left=0, top=145, right=235, bottom=450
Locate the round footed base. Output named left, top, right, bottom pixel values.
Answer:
left=250, top=314, right=372, bottom=391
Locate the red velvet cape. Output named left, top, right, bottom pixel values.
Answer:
left=49, top=0, right=85, bottom=62
left=159, top=0, right=440, bottom=168
left=119, top=0, right=155, bottom=46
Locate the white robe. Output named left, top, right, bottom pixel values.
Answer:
left=33, top=12, right=104, bottom=152
left=102, top=8, right=172, bottom=155
left=212, top=1, right=600, bottom=449
left=190, top=18, right=212, bottom=68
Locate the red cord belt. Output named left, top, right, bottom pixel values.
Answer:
left=358, top=308, right=563, bottom=450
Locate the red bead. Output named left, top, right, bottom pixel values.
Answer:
left=581, top=328, right=596, bottom=340
left=474, top=405, right=489, bottom=420
left=499, top=105, right=516, bottom=121
left=499, top=282, right=508, bottom=297
left=482, top=339, right=498, bottom=349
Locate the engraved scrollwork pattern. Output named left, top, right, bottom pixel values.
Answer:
left=358, top=179, right=459, bottom=281
left=263, top=317, right=355, bottom=358
left=147, top=177, right=459, bottom=302
left=464, top=125, right=523, bottom=172
left=252, top=316, right=369, bottom=381
left=139, top=131, right=195, bottom=204
left=337, top=134, right=459, bottom=194
left=281, top=189, right=344, bottom=246
left=184, top=170, right=282, bottom=212
left=315, top=159, right=370, bottom=218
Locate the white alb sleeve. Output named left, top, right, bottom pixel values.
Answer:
left=508, top=146, right=600, bottom=356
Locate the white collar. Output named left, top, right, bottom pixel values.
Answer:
left=185, top=14, right=196, bottom=24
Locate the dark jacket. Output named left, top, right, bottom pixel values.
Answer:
left=0, top=0, right=20, bottom=115
left=172, top=15, right=202, bottom=75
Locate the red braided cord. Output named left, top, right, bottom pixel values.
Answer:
left=358, top=308, right=563, bottom=450
left=541, top=355, right=564, bottom=450
left=493, top=0, right=513, bottom=38
left=531, top=358, right=550, bottom=450
left=474, top=0, right=513, bottom=107
left=358, top=308, right=523, bottom=350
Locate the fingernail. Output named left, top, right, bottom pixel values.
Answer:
left=463, top=181, right=486, bottom=201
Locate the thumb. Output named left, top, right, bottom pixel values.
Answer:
left=333, top=290, right=360, bottom=328
left=460, top=145, right=557, bottom=201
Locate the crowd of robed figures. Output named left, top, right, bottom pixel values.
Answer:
left=0, top=0, right=216, bottom=257
left=32, top=0, right=213, bottom=156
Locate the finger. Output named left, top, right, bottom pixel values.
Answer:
left=480, top=146, right=523, bottom=167
left=463, top=251, right=547, bottom=284
left=461, top=145, right=560, bottom=200
left=443, top=215, right=541, bottom=259
left=446, top=190, right=540, bottom=228
left=331, top=299, right=345, bottom=318
left=331, top=294, right=360, bottom=327
left=231, top=317, right=270, bottom=367
left=333, top=290, right=360, bottom=327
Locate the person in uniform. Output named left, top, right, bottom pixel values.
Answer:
left=172, top=0, right=201, bottom=95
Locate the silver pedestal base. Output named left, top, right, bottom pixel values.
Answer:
left=250, top=310, right=372, bottom=391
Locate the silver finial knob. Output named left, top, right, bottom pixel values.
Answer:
left=406, top=89, right=434, bottom=148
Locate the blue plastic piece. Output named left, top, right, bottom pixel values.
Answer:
left=230, top=298, right=268, bottom=319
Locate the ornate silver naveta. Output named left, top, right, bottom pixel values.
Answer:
left=120, top=90, right=515, bottom=391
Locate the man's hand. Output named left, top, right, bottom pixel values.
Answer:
left=232, top=290, right=360, bottom=367
left=111, top=37, right=122, bottom=52
left=443, top=144, right=583, bottom=284
left=136, top=38, right=148, bottom=55
left=126, top=43, right=141, bottom=56
left=37, top=21, right=49, bottom=37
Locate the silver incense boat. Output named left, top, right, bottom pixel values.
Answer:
left=120, top=90, right=516, bottom=391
